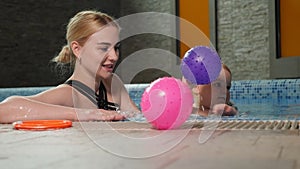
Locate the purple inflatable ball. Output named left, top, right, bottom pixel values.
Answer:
left=180, top=46, right=222, bottom=85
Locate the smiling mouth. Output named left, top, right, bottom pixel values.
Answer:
left=102, top=64, right=114, bottom=72
left=103, top=64, right=113, bottom=68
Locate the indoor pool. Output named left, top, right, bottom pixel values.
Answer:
left=0, top=79, right=299, bottom=122
left=229, top=79, right=300, bottom=121
left=127, top=79, right=300, bottom=122
left=232, top=101, right=300, bottom=121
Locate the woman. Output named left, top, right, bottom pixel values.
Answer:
left=0, top=10, right=140, bottom=123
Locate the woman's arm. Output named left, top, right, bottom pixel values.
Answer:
left=120, top=86, right=140, bottom=112
left=111, top=74, right=140, bottom=112
left=0, top=95, right=124, bottom=124
left=0, top=96, right=74, bottom=123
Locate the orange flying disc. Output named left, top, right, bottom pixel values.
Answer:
left=13, top=120, right=72, bottom=131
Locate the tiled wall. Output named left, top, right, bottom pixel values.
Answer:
left=0, top=87, right=52, bottom=102
left=126, top=79, right=300, bottom=108
left=0, top=79, right=299, bottom=107
left=230, top=79, right=300, bottom=102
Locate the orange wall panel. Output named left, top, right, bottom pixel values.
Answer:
left=178, top=0, right=210, bottom=58
left=280, top=0, right=300, bottom=57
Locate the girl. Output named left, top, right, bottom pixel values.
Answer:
left=185, top=64, right=238, bottom=116
left=0, top=10, right=140, bottom=123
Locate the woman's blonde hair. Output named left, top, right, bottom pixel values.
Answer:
left=52, top=10, right=118, bottom=66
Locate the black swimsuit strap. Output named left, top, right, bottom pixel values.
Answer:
left=65, top=80, right=120, bottom=111
left=97, top=82, right=107, bottom=109
left=65, top=80, right=97, bottom=105
left=97, top=82, right=120, bottom=111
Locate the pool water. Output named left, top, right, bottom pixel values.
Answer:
left=127, top=79, right=300, bottom=122
left=234, top=102, right=300, bottom=121
left=0, top=79, right=299, bottom=122
left=228, top=79, right=300, bottom=121
left=126, top=99, right=300, bottom=122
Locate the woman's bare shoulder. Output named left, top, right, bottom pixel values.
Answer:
left=28, top=84, right=74, bottom=106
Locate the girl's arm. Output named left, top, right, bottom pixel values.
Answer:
left=111, top=74, right=140, bottom=112
left=0, top=86, right=124, bottom=123
left=212, top=103, right=238, bottom=116
left=120, top=86, right=140, bottom=112
left=195, top=104, right=238, bottom=117
left=0, top=96, right=75, bottom=123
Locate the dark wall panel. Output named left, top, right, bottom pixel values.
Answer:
left=0, top=0, right=120, bottom=87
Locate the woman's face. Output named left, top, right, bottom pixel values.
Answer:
left=197, top=67, right=232, bottom=108
left=78, top=25, right=120, bottom=80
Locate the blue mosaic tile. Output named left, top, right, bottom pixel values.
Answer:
left=230, top=79, right=300, bottom=103
left=125, top=84, right=149, bottom=108
left=0, top=86, right=52, bottom=102
left=0, top=79, right=299, bottom=107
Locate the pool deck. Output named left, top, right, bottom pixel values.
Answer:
left=1, top=121, right=300, bottom=169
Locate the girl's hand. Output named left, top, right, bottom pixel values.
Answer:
left=212, top=104, right=238, bottom=116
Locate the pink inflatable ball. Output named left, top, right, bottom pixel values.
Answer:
left=140, top=77, right=193, bottom=130
left=180, top=46, right=222, bottom=85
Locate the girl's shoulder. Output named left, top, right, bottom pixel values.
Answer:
left=28, top=84, right=73, bottom=106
